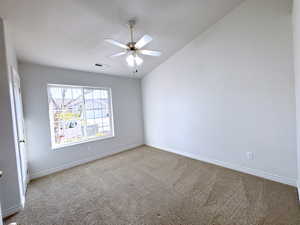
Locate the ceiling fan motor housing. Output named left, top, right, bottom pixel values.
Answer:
left=128, top=42, right=137, bottom=50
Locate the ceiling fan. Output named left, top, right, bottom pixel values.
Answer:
left=105, top=20, right=161, bottom=68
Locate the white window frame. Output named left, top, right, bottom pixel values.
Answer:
left=47, top=84, right=115, bottom=149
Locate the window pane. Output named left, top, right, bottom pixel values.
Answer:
left=86, top=124, right=98, bottom=137
left=94, top=110, right=101, bottom=119
left=72, top=88, right=82, bottom=99
left=86, top=110, right=95, bottom=120
left=64, top=88, right=72, bottom=101
left=48, top=87, right=63, bottom=110
left=100, top=90, right=108, bottom=99
left=48, top=85, right=85, bottom=146
left=93, top=99, right=101, bottom=109
left=48, top=85, right=113, bottom=148
left=93, top=90, right=101, bottom=99
left=84, top=89, right=93, bottom=99
left=84, top=89, right=93, bottom=109
left=102, top=117, right=110, bottom=126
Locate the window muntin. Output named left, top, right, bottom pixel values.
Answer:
left=47, top=84, right=114, bottom=149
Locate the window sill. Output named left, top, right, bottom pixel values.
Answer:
left=52, top=135, right=115, bottom=150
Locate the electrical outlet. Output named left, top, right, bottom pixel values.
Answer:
left=246, top=152, right=254, bottom=160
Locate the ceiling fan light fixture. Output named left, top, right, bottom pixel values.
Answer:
left=126, top=54, right=135, bottom=67
left=135, top=55, right=143, bottom=66
left=126, top=52, right=143, bottom=67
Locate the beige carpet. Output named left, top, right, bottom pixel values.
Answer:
left=5, top=146, right=300, bottom=225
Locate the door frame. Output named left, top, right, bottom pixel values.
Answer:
left=0, top=170, right=3, bottom=225
left=8, top=66, right=27, bottom=208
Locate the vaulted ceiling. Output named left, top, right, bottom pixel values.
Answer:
left=0, top=0, right=244, bottom=77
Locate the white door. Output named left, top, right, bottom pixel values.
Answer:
left=11, top=68, right=28, bottom=198
left=0, top=170, right=3, bottom=225
left=0, top=205, right=2, bottom=225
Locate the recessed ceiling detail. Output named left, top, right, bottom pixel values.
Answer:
left=0, top=0, right=244, bottom=77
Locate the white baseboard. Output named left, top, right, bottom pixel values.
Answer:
left=147, top=144, right=297, bottom=187
left=30, top=143, right=143, bottom=180
left=297, top=182, right=300, bottom=202
left=3, top=203, right=22, bottom=218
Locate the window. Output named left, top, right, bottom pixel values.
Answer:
left=47, top=84, right=114, bottom=149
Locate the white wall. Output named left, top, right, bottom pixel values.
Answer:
left=19, top=63, right=144, bottom=178
left=293, top=0, right=300, bottom=194
left=0, top=18, right=22, bottom=217
left=142, top=0, right=297, bottom=186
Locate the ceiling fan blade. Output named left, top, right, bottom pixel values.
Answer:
left=110, top=52, right=127, bottom=58
left=135, top=35, right=153, bottom=49
left=139, top=49, right=162, bottom=56
left=105, top=39, right=129, bottom=49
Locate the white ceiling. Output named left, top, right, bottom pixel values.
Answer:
left=0, top=0, right=244, bottom=77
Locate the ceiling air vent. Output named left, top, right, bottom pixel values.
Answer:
left=94, top=63, right=110, bottom=70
